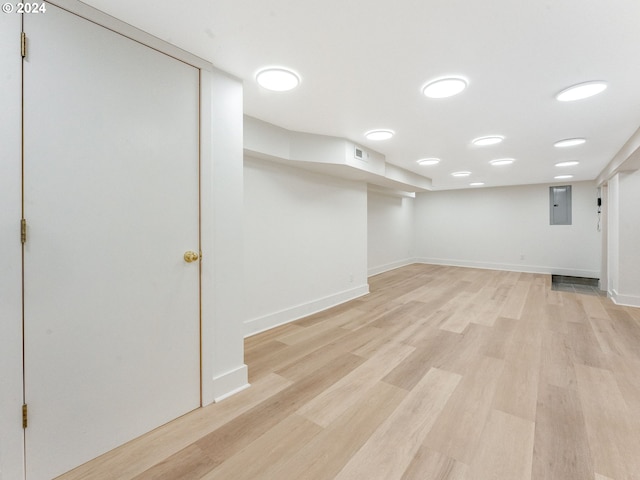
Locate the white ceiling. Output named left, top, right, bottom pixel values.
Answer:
left=82, top=0, right=640, bottom=190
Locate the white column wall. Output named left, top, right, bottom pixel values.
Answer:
left=607, top=175, right=620, bottom=296
left=243, top=158, right=369, bottom=336
left=203, top=70, right=248, bottom=401
left=618, top=170, right=640, bottom=301
left=608, top=170, right=640, bottom=306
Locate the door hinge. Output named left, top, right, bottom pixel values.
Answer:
left=21, top=219, right=27, bottom=244
left=22, top=404, right=28, bottom=429
left=21, top=32, right=27, bottom=58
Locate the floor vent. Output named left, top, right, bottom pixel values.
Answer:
left=551, top=275, right=604, bottom=296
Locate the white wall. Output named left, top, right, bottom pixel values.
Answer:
left=367, top=190, right=415, bottom=276
left=607, top=170, right=640, bottom=306
left=607, top=176, right=619, bottom=295
left=243, top=157, right=369, bottom=336
left=618, top=170, right=640, bottom=303
left=414, top=181, right=602, bottom=277
left=0, top=13, right=25, bottom=480
left=203, top=70, right=248, bottom=401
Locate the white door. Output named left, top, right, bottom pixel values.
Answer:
left=23, top=5, right=201, bottom=479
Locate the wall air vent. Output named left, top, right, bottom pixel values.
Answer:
left=354, top=146, right=368, bottom=161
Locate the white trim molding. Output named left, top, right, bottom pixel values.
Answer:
left=415, top=257, right=599, bottom=279
left=211, top=365, right=250, bottom=403
left=368, top=258, right=418, bottom=277
left=244, top=284, right=370, bottom=337
left=609, top=290, right=640, bottom=308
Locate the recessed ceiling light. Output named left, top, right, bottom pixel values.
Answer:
left=451, top=171, right=471, bottom=177
left=472, top=136, right=504, bottom=146
left=554, top=175, right=574, bottom=180
left=554, top=138, right=586, bottom=148
left=256, top=67, right=300, bottom=91
left=556, top=81, right=606, bottom=101
left=489, top=158, right=515, bottom=166
left=470, top=182, right=485, bottom=186
left=417, top=158, right=440, bottom=166
left=555, top=161, right=580, bottom=167
left=423, top=77, right=468, bottom=98
left=365, top=129, right=394, bottom=141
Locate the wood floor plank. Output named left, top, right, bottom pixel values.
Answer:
left=266, top=381, right=407, bottom=480
left=274, top=325, right=382, bottom=382
left=566, top=321, right=610, bottom=369
left=297, top=340, right=415, bottom=427
left=595, top=474, right=616, bottom=480
left=580, top=294, right=610, bottom=320
left=542, top=304, right=571, bottom=334
left=439, top=291, right=477, bottom=333
left=499, top=278, right=531, bottom=319
left=334, top=368, right=462, bottom=480
left=532, top=381, right=594, bottom=480
left=383, top=328, right=463, bottom=391
left=491, top=340, right=540, bottom=422
left=539, top=329, right=577, bottom=389
left=401, top=448, right=469, bottom=480
left=575, top=364, right=640, bottom=480
left=422, top=355, right=504, bottom=464
left=468, top=409, right=535, bottom=480
left=605, top=307, right=640, bottom=361
left=607, top=354, right=640, bottom=416
left=192, top=352, right=365, bottom=474
left=132, top=444, right=215, bottom=480
left=275, top=317, right=344, bottom=345
left=470, top=285, right=506, bottom=326
left=478, top=316, right=517, bottom=360
left=433, top=323, right=495, bottom=376
left=197, top=415, right=322, bottom=480
left=246, top=324, right=353, bottom=381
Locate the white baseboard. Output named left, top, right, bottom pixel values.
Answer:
left=415, top=257, right=599, bottom=279
left=609, top=289, right=640, bottom=308
left=368, top=258, right=418, bottom=277
left=210, top=364, right=249, bottom=404
left=244, top=284, right=370, bottom=337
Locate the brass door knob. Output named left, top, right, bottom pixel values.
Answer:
left=184, top=251, right=199, bottom=263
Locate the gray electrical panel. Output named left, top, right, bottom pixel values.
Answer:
left=550, top=185, right=572, bottom=225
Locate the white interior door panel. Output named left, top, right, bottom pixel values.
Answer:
left=23, top=5, right=201, bottom=479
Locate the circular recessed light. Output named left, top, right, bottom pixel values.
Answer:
left=256, top=67, right=300, bottom=91
left=451, top=171, right=471, bottom=177
left=365, top=129, right=394, bottom=141
left=417, top=157, right=440, bottom=166
left=472, top=136, right=504, bottom=146
left=554, top=138, right=586, bottom=148
left=489, top=158, right=515, bottom=166
left=423, top=77, right=468, bottom=98
left=555, top=161, right=580, bottom=167
left=470, top=182, right=485, bottom=186
left=556, top=81, right=607, bottom=101
left=554, top=175, right=574, bottom=180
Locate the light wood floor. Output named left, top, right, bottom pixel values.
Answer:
left=59, top=264, right=640, bottom=480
